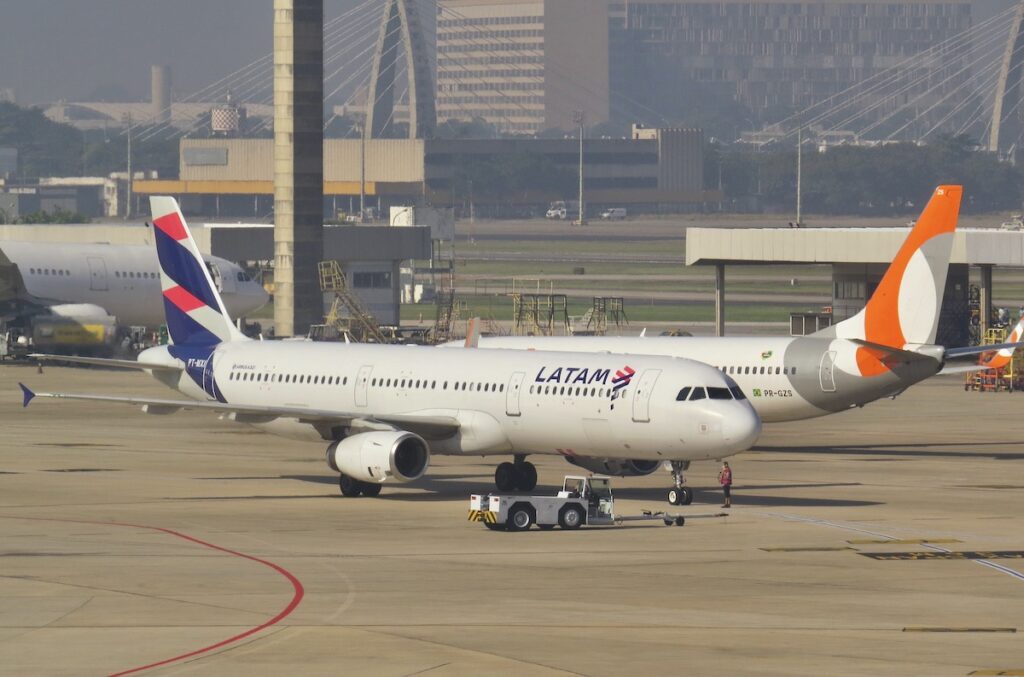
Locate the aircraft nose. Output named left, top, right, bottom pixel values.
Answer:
left=722, top=403, right=762, bottom=452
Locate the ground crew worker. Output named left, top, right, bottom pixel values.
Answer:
left=718, top=461, right=733, bottom=508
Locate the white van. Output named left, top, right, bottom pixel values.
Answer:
left=600, top=208, right=627, bottom=220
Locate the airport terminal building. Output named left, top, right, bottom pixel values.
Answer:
left=133, top=126, right=710, bottom=217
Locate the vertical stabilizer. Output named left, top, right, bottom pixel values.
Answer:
left=818, top=185, right=962, bottom=349
left=979, top=314, right=1024, bottom=370
left=150, top=196, right=245, bottom=346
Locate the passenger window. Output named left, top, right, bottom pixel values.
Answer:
left=689, top=388, right=707, bottom=401
left=500, top=384, right=505, bottom=392
left=708, top=387, right=732, bottom=400
left=676, top=387, right=692, bottom=401
left=792, top=367, right=797, bottom=375
left=759, top=367, right=765, bottom=375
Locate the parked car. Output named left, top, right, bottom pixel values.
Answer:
left=600, top=208, right=627, bottom=220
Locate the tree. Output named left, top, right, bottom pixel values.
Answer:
left=0, top=102, right=83, bottom=178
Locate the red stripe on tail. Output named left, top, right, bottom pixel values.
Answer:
left=164, top=284, right=207, bottom=313
left=153, top=212, right=188, bottom=241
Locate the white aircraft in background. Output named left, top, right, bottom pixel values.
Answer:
left=21, top=196, right=761, bottom=506
left=0, top=239, right=268, bottom=350
left=451, top=186, right=1021, bottom=501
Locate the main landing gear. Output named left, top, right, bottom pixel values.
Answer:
left=338, top=474, right=383, bottom=498
left=666, top=461, right=694, bottom=506
left=494, top=454, right=538, bottom=493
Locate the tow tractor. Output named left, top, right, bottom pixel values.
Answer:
left=468, top=475, right=685, bottom=531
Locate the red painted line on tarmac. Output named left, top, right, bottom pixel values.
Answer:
left=0, top=515, right=304, bottom=676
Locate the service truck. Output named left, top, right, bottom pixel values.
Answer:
left=469, top=475, right=685, bottom=531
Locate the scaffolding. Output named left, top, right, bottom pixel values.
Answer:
left=316, top=260, right=388, bottom=344
left=964, top=326, right=1024, bottom=392
left=511, top=293, right=569, bottom=336
left=571, top=297, right=629, bottom=335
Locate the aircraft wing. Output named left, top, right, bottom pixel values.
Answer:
left=29, top=354, right=183, bottom=372
left=18, top=383, right=461, bottom=439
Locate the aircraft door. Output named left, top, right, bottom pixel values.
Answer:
left=505, top=371, right=525, bottom=417
left=631, top=369, right=661, bottom=423
left=819, top=351, right=837, bottom=393
left=87, top=256, right=108, bottom=291
left=355, top=364, right=373, bottom=407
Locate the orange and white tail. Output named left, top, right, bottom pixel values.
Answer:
left=819, top=185, right=962, bottom=348
left=979, top=314, right=1024, bottom=371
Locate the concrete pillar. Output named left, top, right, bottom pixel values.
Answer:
left=151, top=65, right=171, bottom=124
left=715, top=263, right=725, bottom=337
left=274, top=0, right=324, bottom=337
left=980, top=264, right=993, bottom=338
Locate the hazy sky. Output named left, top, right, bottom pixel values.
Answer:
left=0, top=1, right=361, bottom=104
left=0, top=0, right=1016, bottom=105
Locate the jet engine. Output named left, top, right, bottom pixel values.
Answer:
left=326, top=431, right=430, bottom=484
left=565, top=456, right=661, bottom=477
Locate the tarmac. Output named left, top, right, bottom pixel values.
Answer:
left=1, top=363, right=1023, bottom=676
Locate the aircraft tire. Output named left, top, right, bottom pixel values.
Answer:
left=667, top=488, right=683, bottom=505
left=495, top=462, right=517, bottom=492
left=360, top=482, right=382, bottom=497
left=681, top=487, right=694, bottom=505
left=338, top=474, right=363, bottom=497
left=516, top=462, right=538, bottom=492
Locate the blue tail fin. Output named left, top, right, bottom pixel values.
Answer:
left=150, top=197, right=243, bottom=346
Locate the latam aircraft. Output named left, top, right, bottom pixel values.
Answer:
left=0, top=239, right=269, bottom=328
left=452, top=186, right=1016, bottom=501
left=20, top=197, right=761, bottom=504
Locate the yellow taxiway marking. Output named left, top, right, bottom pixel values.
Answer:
left=847, top=538, right=961, bottom=545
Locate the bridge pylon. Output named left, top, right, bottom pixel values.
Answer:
left=365, top=0, right=436, bottom=139
left=989, top=1, right=1024, bottom=153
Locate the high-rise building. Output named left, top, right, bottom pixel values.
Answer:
left=436, top=0, right=610, bottom=134
left=435, top=1, right=974, bottom=135
left=610, top=0, right=973, bottom=128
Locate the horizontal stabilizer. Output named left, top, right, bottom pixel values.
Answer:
left=848, top=340, right=940, bottom=367
left=944, top=342, right=1024, bottom=361
left=29, top=354, right=182, bottom=372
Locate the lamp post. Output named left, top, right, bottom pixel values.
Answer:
left=122, top=113, right=133, bottom=219
left=573, top=110, right=586, bottom=226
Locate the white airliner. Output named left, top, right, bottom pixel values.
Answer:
left=20, top=196, right=761, bottom=504
left=0, top=239, right=269, bottom=333
left=451, top=186, right=1019, bottom=499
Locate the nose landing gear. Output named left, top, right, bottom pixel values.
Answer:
left=667, top=461, right=694, bottom=506
left=494, top=454, right=538, bottom=492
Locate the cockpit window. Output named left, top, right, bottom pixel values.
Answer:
left=236, top=271, right=252, bottom=282
left=707, top=387, right=733, bottom=400
left=676, top=387, right=692, bottom=401
left=730, top=386, right=747, bottom=400
left=688, top=387, right=707, bottom=401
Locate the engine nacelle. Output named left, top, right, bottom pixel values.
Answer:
left=326, top=431, right=430, bottom=484
left=565, top=456, right=661, bottom=477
